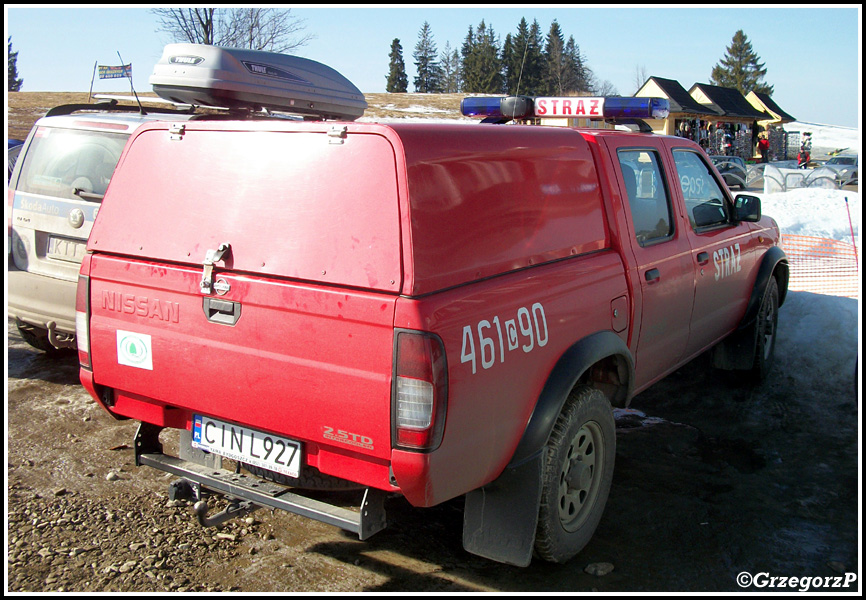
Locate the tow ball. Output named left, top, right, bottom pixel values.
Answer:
left=193, top=499, right=261, bottom=528
left=168, top=477, right=262, bottom=528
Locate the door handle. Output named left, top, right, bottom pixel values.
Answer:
left=645, top=268, right=660, bottom=283
left=697, top=251, right=710, bottom=265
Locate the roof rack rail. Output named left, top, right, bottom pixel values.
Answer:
left=44, top=99, right=196, bottom=118
left=188, top=110, right=304, bottom=122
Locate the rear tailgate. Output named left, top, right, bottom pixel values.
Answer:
left=87, top=255, right=397, bottom=465
left=85, top=121, right=403, bottom=470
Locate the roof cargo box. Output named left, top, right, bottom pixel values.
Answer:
left=149, top=43, right=367, bottom=120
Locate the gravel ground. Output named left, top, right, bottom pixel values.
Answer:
left=6, top=314, right=860, bottom=592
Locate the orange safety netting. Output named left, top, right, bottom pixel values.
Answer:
left=780, top=234, right=860, bottom=299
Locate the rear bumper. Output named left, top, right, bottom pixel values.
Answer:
left=134, top=423, right=388, bottom=540
left=7, top=261, right=77, bottom=334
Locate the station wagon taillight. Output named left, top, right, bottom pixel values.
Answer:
left=393, top=331, right=448, bottom=451
left=7, top=188, right=14, bottom=253
left=75, top=255, right=92, bottom=368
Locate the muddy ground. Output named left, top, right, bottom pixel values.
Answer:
left=6, top=307, right=860, bottom=592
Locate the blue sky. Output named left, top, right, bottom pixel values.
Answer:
left=5, top=6, right=862, bottom=127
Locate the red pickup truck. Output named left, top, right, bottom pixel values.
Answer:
left=75, top=46, right=788, bottom=568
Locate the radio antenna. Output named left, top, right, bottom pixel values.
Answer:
left=515, top=40, right=529, bottom=98
left=117, top=50, right=146, bottom=115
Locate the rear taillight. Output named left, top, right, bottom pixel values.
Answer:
left=76, top=255, right=92, bottom=368
left=393, top=330, right=448, bottom=451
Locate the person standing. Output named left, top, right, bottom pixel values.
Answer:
left=758, top=135, right=770, bottom=163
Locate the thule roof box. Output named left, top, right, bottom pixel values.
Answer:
left=149, top=44, right=367, bottom=121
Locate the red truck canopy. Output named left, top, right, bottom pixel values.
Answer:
left=91, top=121, right=608, bottom=296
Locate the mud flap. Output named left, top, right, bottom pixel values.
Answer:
left=462, top=450, right=543, bottom=567
left=711, top=325, right=757, bottom=370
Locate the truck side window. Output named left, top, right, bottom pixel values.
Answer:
left=617, top=149, right=673, bottom=245
left=672, top=150, right=731, bottom=230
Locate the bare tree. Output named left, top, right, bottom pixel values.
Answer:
left=592, top=78, right=618, bottom=97
left=633, top=64, right=648, bottom=94
left=152, top=8, right=222, bottom=45
left=152, top=8, right=312, bottom=53
left=222, top=8, right=313, bottom=53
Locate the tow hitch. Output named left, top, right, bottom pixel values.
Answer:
left=194, top=499, right=261, bottom=528
left=46, top=321, right=77, bottom=350
left=135, top=423, right=388, bottom=539
left=167, top=477, right=262, bottom=528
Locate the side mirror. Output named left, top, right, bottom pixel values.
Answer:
left=734, top=194, right=761, bottom=222
left=693, top=201, right=727, bottom=228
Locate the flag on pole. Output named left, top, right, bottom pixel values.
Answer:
left=98, top=64, right=132, bottom=79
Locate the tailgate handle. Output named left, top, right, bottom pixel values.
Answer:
left=203, top=297, right=242, bottom=326
left=200, top=242, right=231, bottom=294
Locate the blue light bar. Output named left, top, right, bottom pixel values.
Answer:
left=602, top=97, right=669, bottom=120
left=461, top=96, right=670, bottom=121
left=460, top=96, right=533, bottom=120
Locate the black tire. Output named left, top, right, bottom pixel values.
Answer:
left=16, top=322, right=68, bottom=357
left=749, top=276, right=779, bottom=383
left=535, top=385, right=615, bottom=563
left=242, top=463, right=363, bottom=491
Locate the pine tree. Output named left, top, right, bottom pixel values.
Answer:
left=564, top=36, right=591, bottom=94
left=461, top=21, right=503, bottom=93
left=385, top=38, right=408, bottom=93
left=502, top=33, right=516, bottom=94
left=439, top=41, right=461, bottom=93
left=474, top=21, right=503, bottom=93
left=543, top=20, right=567, bottom=95
left=503, top=18, right=532, bottom=95
left=710, top=30, right=773, bottom=95
left=8, top=36, right=23, bottom=92
left=522, top=19, right=546, bottom=95
left=504, top=18, right=545, bottom=95
left=413, top=21, right=442, bottom=93
left=460, top=25, right=479, bottom=92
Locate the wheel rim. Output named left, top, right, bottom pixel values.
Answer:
left=762, top=296, right=776, bottom=361
left=558, top=421, right=605, bottom=532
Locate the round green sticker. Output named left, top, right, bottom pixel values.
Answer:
left=119, top=335, right=148, bottom=365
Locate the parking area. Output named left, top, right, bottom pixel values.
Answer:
left=7, top=311, right=859, bottom=592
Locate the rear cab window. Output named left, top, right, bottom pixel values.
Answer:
left=616, top=148, right=674, bottom=245
left=671, top=150, right=731, bottom=230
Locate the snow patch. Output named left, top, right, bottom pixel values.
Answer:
left=758, top=188, right=860, bottom=245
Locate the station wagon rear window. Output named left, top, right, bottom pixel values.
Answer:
left=16, top=127, right=128, bottom=202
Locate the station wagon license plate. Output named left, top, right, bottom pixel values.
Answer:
left=47, top=235, right=86, bottom=262
left=191, top=415, right=301, bottom=478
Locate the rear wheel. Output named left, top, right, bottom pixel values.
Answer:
left=535, top=386, right=615, bottom=563
left=749, top=277, right=779, bottom=382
